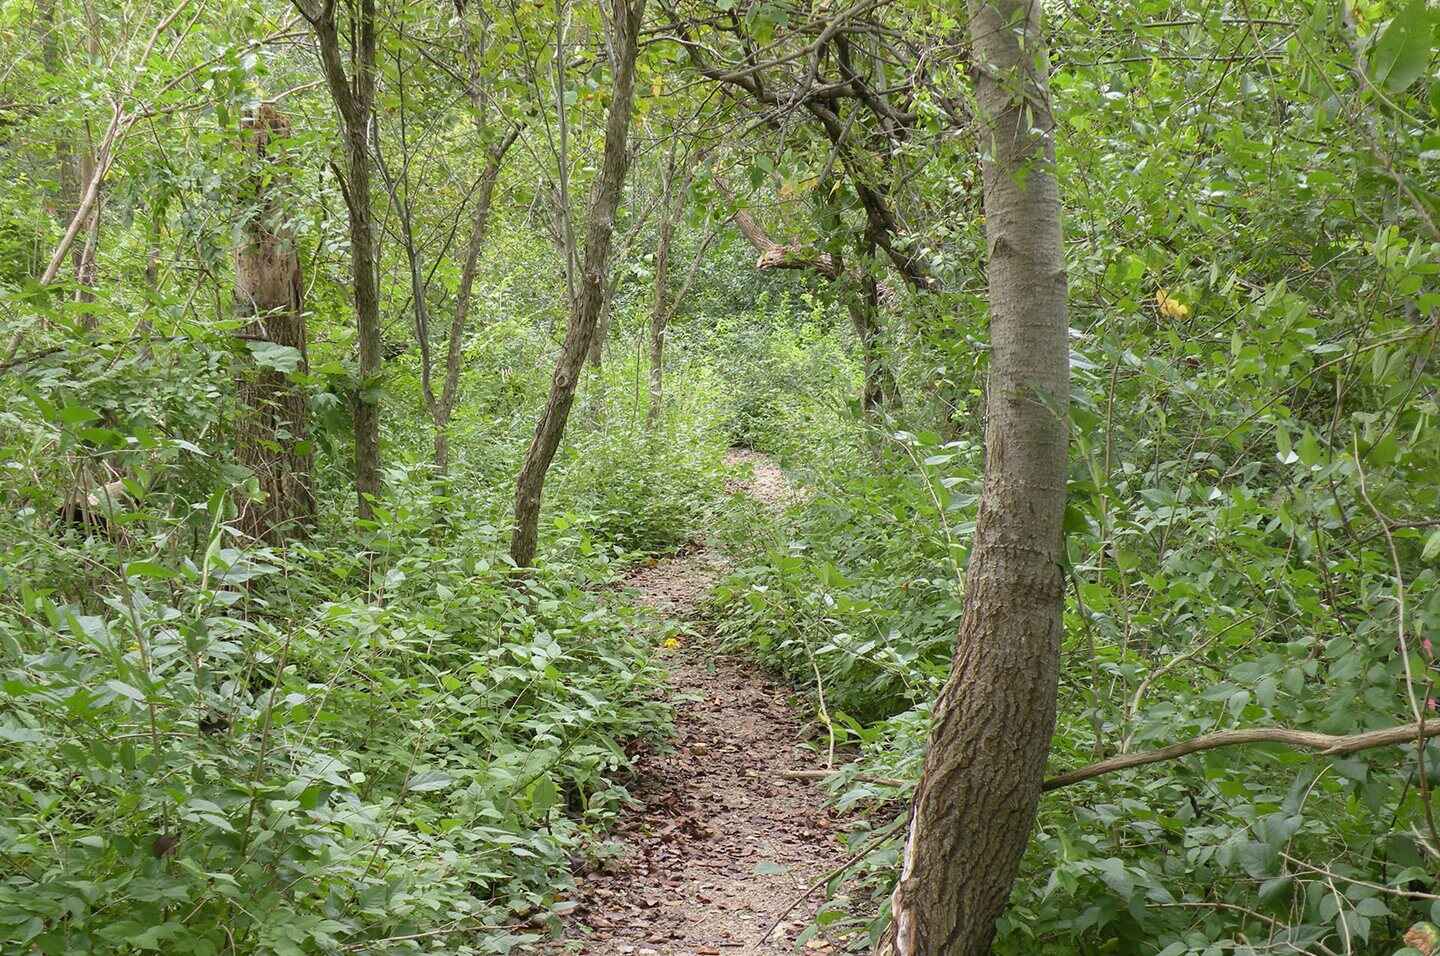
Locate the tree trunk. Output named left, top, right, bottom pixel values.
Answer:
left=879, top=3, right=1069, bottom=954
left=39, top=0, right=98, bottom=326
left=585, top=280, right=615, bottom=426
left=848, top=236, right=901, bottom=413
left=234, top=104, right=314, bottom=543
left=347, top=116, right=383, bottom=520
left=73, top=2, right=101, bottom=328
left=432, top=127, right=520, bottom=473
left=510, top=0, right=647, bottom=568
left=308, top=0, right=382, bottom=520
left=647, top=178, right=675, bottom=425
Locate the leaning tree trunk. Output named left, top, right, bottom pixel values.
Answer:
left=234, top=104, right=314, bottom=542
left=433, top=126, right=520, bottom=473
left=880, top=2, right=1069, bottom=954
left=510, top=0, right=647, bottom=568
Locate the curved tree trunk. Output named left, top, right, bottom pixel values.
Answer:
left=235, top=104, right=314, bottom=542
left=509, top=0, right=647, bottom=568
left=434, top=127, right=520, bottom=473
left=880, top=2, right=1069, bottom=954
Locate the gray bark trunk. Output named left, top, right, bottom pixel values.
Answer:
left=509, top=0, right=647, bottom=567
left=434, top=128, right=519, bottom=472
left=880, top=2, right=1069, bottom=954
left=234, top=104, right=314, bottom=542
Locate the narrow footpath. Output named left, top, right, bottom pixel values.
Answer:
left=536, top=451, right=846, bottom=955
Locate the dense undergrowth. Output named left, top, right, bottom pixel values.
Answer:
left=0, top=316, right=748, bottom=953
left=715, top=258, right=1440, bottom=954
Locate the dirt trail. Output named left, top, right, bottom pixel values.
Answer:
left=534, top=451, right=844, bottom=955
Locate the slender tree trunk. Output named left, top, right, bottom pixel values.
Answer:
left=848, top=235, right=901, bottom=413
left=38, top=0, right=97, bottom=325
left=307, top=0, right=381, bottom=520
left=586, top=279, right=615, bottom=425
left=510, top=0, right=647, bottom=568
left=879, top=3, right=1069, bottom=954
left=647, top=176, right=675, bottom=426
left=72, top=2, right=101, bottom=328
left=234, top=104, right=314, bottom=542
left=432, top=128, right=519, bottom=473
left=345, top=125, right=382, bottom=520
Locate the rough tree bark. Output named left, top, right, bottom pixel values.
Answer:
left=584, top=277, right=617, bottom=425
left=509, top=0, right=647, bottom=568
left=879, top=2, right=1069, bottom=954
left=234, top=104, right=314, bottom=542
left=302, top=0, right=382, bottom=520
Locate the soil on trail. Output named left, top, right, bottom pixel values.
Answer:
left=534, top=451, right=846, bottom=956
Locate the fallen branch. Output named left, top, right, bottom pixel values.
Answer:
left=1042, top=721, right=1440, bottom=791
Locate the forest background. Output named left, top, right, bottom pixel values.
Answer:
left=1, top=0, right=1439, bottom=954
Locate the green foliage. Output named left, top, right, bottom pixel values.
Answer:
left=5, top=0, right=1440, bottom=952
left=699, top=292, right=855, bottom=455
left=0, top=345, right=684, bottom=952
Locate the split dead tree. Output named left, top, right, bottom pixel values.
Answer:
left=509, top=0, right=648, bottom=568
left=234, top=103, right=314, bottom=542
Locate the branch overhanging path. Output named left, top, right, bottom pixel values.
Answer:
left=540, top=450, right=847, bottom=955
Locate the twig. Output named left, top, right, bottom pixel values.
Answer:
left=782, top=768, right=906, bottom=787
left=756, top=817, right=905, bottom=946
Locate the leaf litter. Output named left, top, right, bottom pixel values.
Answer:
left=533, top=452, right=846, bottom=955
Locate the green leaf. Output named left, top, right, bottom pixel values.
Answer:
left=105, top=680, right=147, bottom=702
left=245, top=340, right=303, bottom=373
left=124, top=561, right=176, bottom=580
left=1258, top=875, right=1293, bottom=903
left=1369, top=0, right=1436, bottom=93
left=1423, top=529, right=1440, bottom=562
left=57, top=404, right=102, bottom=426
left=408, top=770, right=455, bottom=793
left=753, top=860, right=788, bottom=875
left=529, top=775, right=558, bottom=815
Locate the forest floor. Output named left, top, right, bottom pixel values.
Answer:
left=534, top=450, right=847, bottom=955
